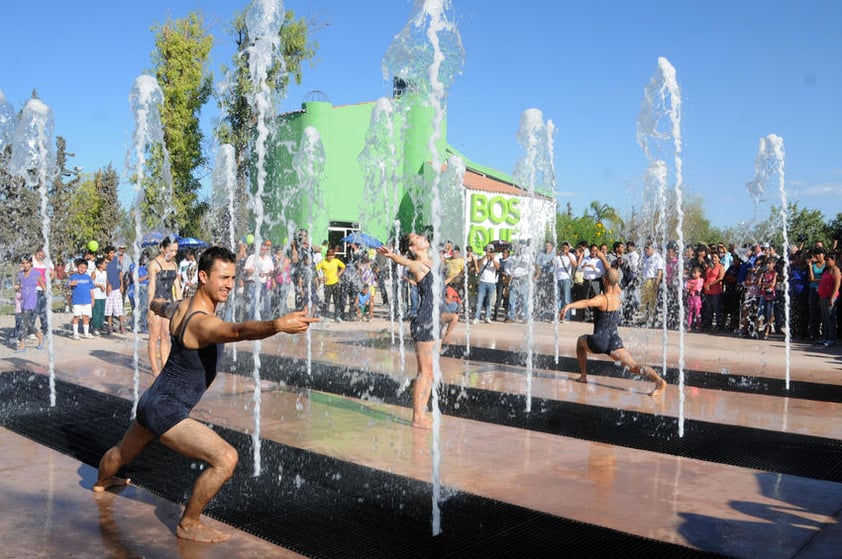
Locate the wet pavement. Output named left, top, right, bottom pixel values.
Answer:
left=1, top=311, right=841, bottom=558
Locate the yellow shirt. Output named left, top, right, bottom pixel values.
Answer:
left=316, top=258, right=345, bottom=286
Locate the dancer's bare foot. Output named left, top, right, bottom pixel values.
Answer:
left=177, top=519, right=231, bottom=543
left=411, top=414, right=433, bottom=430
left=93, top=476, right=131, bottom=493
left=649, top=379, right=667, bottom=397
left=575, top=376, right=588, bottom=383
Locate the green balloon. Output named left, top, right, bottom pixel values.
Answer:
left=87, top=240, right=99, bottom=252
left=245, top=234, right=255, bottom=245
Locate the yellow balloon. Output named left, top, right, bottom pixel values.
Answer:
left=87, top=240, right=99, bottom=252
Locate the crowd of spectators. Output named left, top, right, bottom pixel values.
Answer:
left=9, top=232, right=840, bottom=351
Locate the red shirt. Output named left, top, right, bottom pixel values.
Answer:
left=703, top=263, right=723, bottom=295
left=817, top=266, right=839, bottom=298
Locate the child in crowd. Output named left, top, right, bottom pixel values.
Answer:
left=758, top=257, right=778, bottom=339
left=356, top=284, right=373, bottom=321
left=13, top=266, right=22, bottom=349
left=67, top=259, right=95, bottom=340
left=686, top=267, right=704, bottom=331
left=15, top=256, right=45, bottom=351
left=91, top=257, right=108, bottom=335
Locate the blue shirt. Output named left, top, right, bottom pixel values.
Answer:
left=106, top=258, right=122, bottom=289
left=69, top=273, right=94, bottom=305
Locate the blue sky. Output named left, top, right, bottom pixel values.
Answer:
left=2, top=0, right=840, bottom=231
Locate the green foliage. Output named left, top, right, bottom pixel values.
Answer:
left=827, top=213, right=842, bottom=248
left=215, top=8, right=317, bottom=239
left=151, top=11, right=214, bottom=237
left=62, top=166, right=120, bottom=254
left=0, top=145, right=40, bottom=260
left=768, top=202, right=828, bottom=248
left=556, top=206, right=619, bottom=247
left=49, top=136, right=84, bottom=259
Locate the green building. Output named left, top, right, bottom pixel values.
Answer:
left=265, top=89, right=556, bottom=253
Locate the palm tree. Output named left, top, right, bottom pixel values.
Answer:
left=585, top=201, right=624, bottom=230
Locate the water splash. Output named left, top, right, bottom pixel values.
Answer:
left=0, top=89, right=17, bottom=152
left=358, top=98, right=404, bottom=350
left=748, top=134, right=791, bottom=387
left=211, top=144, right=239, bottom=250
left=127, top=75, right=171, bottom=414
left=637, top=57, right=686, bottom=436
left=383, top=0, right=464, bottom=537
left=513, top=107, right=556, bottom=413
left=292, top=126, right=327, bottom=376
left=244, top=0, right=287, bottom=478
left=9, top=98, right=57, bottom=406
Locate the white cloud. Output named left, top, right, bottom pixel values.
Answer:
left=798, top=183, right=842, bottom=197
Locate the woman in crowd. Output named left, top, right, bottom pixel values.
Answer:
left=817, top=252, right=840, bottom=347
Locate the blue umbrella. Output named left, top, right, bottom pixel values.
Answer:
left=176, top=236, right=210, bottom=249
left=140, top=231, right=168, bottom=248
left=340, top=232, right=383, bottom=248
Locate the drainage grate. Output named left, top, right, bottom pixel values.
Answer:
left=1, top=370, right=726, bottom=559
left=226, top=352, right=842, bottom=484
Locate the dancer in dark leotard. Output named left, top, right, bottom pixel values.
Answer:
left=586, top=299, right=624, bottom=355
left=378, top=233, right=456, bottom=429
left=561, top=248, right=667, bottom=397
left=136, top=299, right=220, bottom=436
left=147, top=237, right=181, bottom=376
left=94, top=246, right=318, bottom=543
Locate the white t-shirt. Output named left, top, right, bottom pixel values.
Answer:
left=641, top=251, right=665, bottom=280
left=32, top=255, right=53, bottom=292
left=476, top=256, right=498, bottom=284
left=554, top=254, right=575, bottom=281
left=244, top=254, right=274, bottom=283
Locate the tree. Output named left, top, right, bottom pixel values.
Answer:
left=556, top=210, right=617, bottom=248
left=215, top=8, right=317, bottom=240
left=151, top=12, right=214, bottom=237
left=824, top=212, right=842, bottom=250
left=752, top=202, right=828, bottom=250
left=0, top=145, right=39, bottom=260
left=585, top=201, right=624, bottom=231
left=62, top=166, right=121, bottom=253
left=49, top=136, right=84, bottom=259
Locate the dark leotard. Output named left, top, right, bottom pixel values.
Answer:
left=586, top=295, right=624, bottom=355
left=136, top=304, right=221, bottom=437
left=411, top=271, right=435, bottom=342
left=153, top=260, right=177, bottom=301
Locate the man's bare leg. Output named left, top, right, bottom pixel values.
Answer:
left=94, top=421, right=154, bottom=492
left=160, top=419, right=238, bottom=543
left=411, top=342, right=435, bottom=430
left=575, top=335, right=590, bottom=382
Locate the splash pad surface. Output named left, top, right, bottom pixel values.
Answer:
left=2, top=313, right=841, bottom=558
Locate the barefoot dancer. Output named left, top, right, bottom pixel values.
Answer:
left=378, top=233, right=449, bottom=430
left=94, top=246, right=318, bottom=543
left=147, top=237, right=181, bottom=376
left=560, top=248, right=667, bottom=397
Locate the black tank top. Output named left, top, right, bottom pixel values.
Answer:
left=154, top=264, right=177, bottom=301
left=157, top=306, right=221, bottom=408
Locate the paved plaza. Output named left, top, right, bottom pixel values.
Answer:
left=1, top=310, right=841, bottom=558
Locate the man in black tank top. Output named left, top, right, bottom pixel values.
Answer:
left=560, top=249, right=667, bottom=397
left=93, top=246, right=319, bottom=543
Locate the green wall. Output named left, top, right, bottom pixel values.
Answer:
left=263, top=95, right=447, bottom=245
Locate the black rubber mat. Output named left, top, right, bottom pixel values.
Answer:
left=0, top=370, right=728, bottom=558
left=339, top=334, right=842, bottom=402
left=225, top=352, right=842, bottom=485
